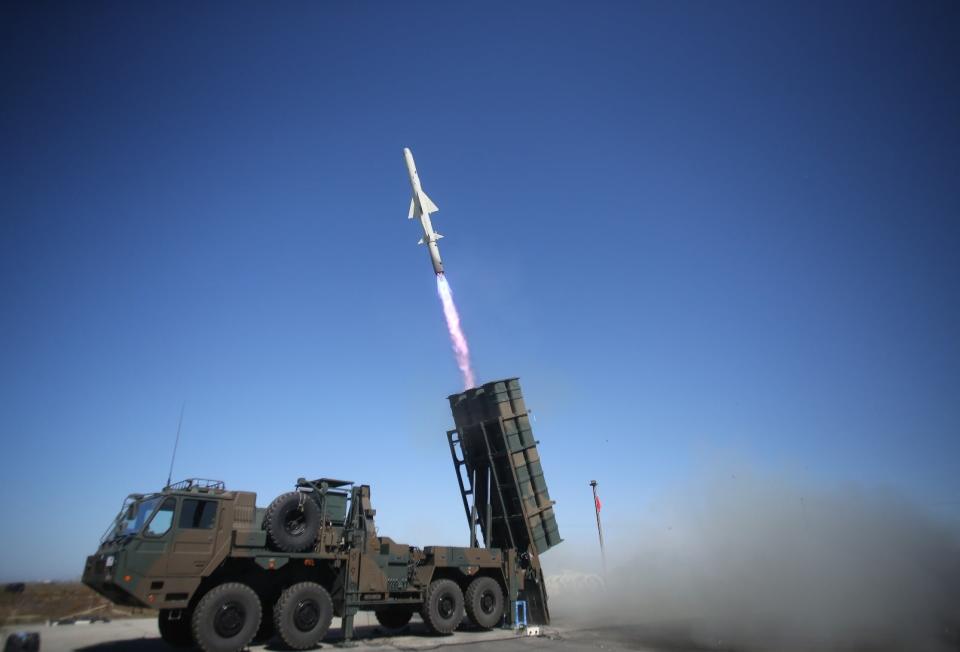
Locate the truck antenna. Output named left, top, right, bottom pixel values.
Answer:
left=166, top=402, right=186, bottom=489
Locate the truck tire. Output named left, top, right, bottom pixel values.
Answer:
left=273, top=582, right=333, bottom=649
left=191, top=583, right=261, bottom=652
left=158, top=609, right=193, bottom=647
left=464, top=576, right=504, bottom=629
left=420, top=578, right=464, bottom=635
left=264, top=492, right=321, bottom=553
left=375, top=606, right=414, bottom=630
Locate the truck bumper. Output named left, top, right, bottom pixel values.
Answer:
left=82, top=554, right=147, bottom=608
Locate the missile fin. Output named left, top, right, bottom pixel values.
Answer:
left=420, top=192, right=439, bottom=214
left=408, top=198, right=416, bottom=219
left=418, top=232, right=443, bottom=245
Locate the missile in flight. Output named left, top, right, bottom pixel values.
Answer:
left=403, top=147, right=444, bottom=275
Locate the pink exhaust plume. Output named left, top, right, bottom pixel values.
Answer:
left=436, top=274, right=476, bottom=389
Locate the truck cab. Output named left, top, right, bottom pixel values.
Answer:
left=84, top=479, right=245, bottom=610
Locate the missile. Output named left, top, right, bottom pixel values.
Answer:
left=403, top=147, right=444, bottom=275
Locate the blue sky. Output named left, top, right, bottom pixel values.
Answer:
left=1, top=2, right=958, bottom=581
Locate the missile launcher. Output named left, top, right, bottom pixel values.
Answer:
left=448, top=377, right=560, bottom=624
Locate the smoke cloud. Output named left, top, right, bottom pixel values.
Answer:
left=547, top=468, right=960, bottom=651
left=436, top=274, right=475, bottom=389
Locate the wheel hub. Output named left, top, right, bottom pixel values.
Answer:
left=480, top=591, right=496, bottom=613
left=284, top=511, right=306, bottom=536
left=214, top=601, right=246, bottom=638
left=438, top=595, right=455, bottom=619
left=293, top=599, right=320, bottom=631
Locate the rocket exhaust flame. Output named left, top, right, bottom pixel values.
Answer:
left=436, top=274, right=476, bottom=390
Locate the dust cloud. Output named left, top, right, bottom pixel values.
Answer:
left=547, top=469, right=960, bottom=651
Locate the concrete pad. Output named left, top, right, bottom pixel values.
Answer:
left=0, top=615, right=545, bottom=652
left=2, top=618, right=160, bottom=652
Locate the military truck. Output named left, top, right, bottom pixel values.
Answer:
left=82, top=378, right=560, bottom=651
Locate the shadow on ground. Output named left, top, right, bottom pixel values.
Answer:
left=570, top=625, right=741, bottom=652
left=76, top=622, right=490, bottom=651
left=76, top=641, right=171, bottom=652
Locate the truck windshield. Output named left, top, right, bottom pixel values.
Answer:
left=107, top=496, right=163, bottom=540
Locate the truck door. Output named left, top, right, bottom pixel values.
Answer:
left=166, top=498, right=219, bottom=576
left=130, top=497, right=177, bottom=578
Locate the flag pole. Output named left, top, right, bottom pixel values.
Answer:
left=590, top=480, right=607, bottom=576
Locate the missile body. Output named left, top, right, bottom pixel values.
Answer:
left=403, top=147, right=444, bottom=275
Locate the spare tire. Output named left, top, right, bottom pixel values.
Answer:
left=264, top=492, right=320, bottom=552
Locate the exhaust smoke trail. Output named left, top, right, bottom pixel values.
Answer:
left=436, top=274, right=476, bottom=389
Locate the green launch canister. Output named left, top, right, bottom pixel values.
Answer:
left=448, top=378, right=562, bottom=555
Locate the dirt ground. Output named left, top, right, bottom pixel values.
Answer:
left=1, top=583, right=150, bottom=626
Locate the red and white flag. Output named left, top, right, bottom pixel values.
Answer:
left=595, top=494, right=602, bottom=513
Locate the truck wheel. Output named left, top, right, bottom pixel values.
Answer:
left=420, top=578, right=464, bottom=635
left=464, top=576, right=504, bottom=629
left=159, top=609, right=193, bottom=647
left=274, top=582, right=333, bottom=649
left=191, top=583, right=261, bottom=652
left=375, top=606, right=414, bottom=630
left=264, top=492, right=321, bottom=552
